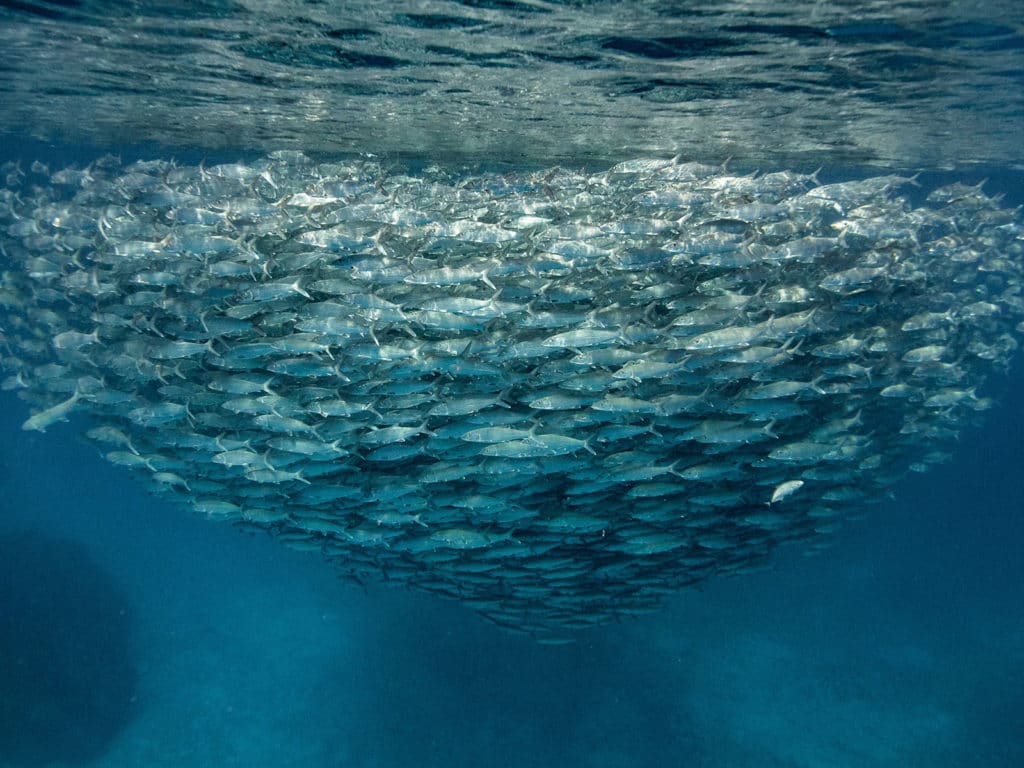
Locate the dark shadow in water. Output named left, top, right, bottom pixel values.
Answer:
left=0, top=529, right=136, bottom=766
left=313, top=592, right=704, bottom=768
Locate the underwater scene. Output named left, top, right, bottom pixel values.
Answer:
left=1, top=2, right=1022, bottom=766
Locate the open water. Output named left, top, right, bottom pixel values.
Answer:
left=1, top=2, right=1023, bottom=767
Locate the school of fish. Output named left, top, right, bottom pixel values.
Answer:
left=1, top=152, right=1021, bottom=639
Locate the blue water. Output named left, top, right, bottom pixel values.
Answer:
left=2, top=1, right=1024, bottom=764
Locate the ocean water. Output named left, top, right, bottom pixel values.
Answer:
left=1, top=2, right=1024, bottom=767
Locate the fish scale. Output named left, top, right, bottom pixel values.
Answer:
left=1, top=154, right=1022, bottom=639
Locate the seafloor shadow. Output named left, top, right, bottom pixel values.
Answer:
left=311, top=593, right=706, bottom=768
left=0, top=529, right=137, bottom=767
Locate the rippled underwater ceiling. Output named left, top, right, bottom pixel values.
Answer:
left=1, top=0, right=1023, bottom=168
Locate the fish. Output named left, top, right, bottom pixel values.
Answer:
left=1, top=153, right=1022, bottom=639
left=770, top=479, right=805, bottom=505
left=21, top=388, right=80, bottom=432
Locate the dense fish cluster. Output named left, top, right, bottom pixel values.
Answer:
left=1, top=153, right=1022, bottom=638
